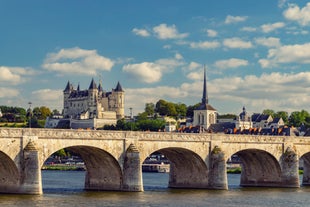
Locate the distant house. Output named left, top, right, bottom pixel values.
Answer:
left=0, top=109, right=2, bottom=118
left=252, top=113, right=273, bottom=129
left=269, top=117, right=285, bottom=129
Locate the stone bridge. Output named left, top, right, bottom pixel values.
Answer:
left=1, top=127, right=310, bottom=194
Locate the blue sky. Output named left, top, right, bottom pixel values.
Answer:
left=1, top=0, right=310, bottom=116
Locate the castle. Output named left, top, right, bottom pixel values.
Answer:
left=45, top=79, right=124, bottom=129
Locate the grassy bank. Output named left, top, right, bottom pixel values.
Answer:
left=42, top=165, right=85, bottom=171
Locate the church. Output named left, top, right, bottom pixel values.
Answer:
left=192, top=66, right=217, bottom=131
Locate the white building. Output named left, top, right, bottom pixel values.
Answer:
left=235, top=106, right=253, bottom=130
left=192, top=67, right=217, bottom=131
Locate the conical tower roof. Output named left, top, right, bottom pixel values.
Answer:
left=115, top=81, right=124, bottom=92
left=88, top=78, right=97, bottom=90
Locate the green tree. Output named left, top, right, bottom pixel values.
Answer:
left=289, top=110, right=310, bottom=127
left=262, top=109, right=275, bottom=117
left=274, top=111, right=289, bottom=124
left=186, top=103, right=200, bottom=117
left=39, top=106, right=52, bottom=119
left=155, top=99, right=169, bottom=116
left=175, top=103, right=187, bottom=118
left=145, top=103, right=155, bottom=116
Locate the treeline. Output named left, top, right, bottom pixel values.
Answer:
left=262, top=109, right=310, bottom=128
left=0, top=105, right=59, bottom=128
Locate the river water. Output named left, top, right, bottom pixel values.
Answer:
left=0, top=171, right=309, bottom=207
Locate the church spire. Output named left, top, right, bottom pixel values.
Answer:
left=201, top=65, right=208, bottom=105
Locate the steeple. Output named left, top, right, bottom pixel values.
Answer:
left=201, top=65, right=208, bottom=105
left=88, top=78, right=97, bottom=90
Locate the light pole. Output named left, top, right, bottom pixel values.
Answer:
left=28, top=102, right=32, bottom=128
left=129, top=107, right=133, bottom=131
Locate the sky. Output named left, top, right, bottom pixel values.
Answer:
left=1, top=0, right=310, bottom=116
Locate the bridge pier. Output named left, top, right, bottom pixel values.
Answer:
left=208, top=146, right=228, bottom=190
left=122, top=144, right=143, bottom=191
left=279, top=147, right=299, bottom=187
left=19, top=141, right=42, bottom=194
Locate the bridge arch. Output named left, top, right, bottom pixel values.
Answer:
left=43, top=145, right=123, bottom=191
left=300, top=152, right=310, bottom=186
left=143, top=147, right=209, bottom=189
left=0, top=151, right=20, bottom=193
left=228, top=149, right=282, bottom=187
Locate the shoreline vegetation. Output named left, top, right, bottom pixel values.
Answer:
left=42, top=165, right=305, bottom=175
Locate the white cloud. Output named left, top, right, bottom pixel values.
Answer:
left=122, top=55, right=185, bottom=83
left=255, top=37, right=281, bottom=48
left=42, top=47, right=114, bottom=75
left=241, top=27, right=257, bottom=32
left=186, top=72, right=202, bottom=80
left=206, top=29, right=217, bottom=37
left=214, top=58, right=249, bottom=69
left=153, top=24, right=189, bottom=39
left=188, top=62, right=201, bottom=71
left=132, top=28, right=150, bottom=37
left=31, top=89, right=63, bottom=110
left=261, top=22, right=285, bottom=33
left=223, top=38, right=253, bottom=49
left=0, top=87, right=19, bottom=98
left=225, top=15, right=248, bottom=24
left=0, top=66, right=35, bottom=85
left=190, top=41, right=220, bottom=49
left=210, top=72, right=310, bottom=113
left=123, top=62, right=162, bottom=83
left=32, top=89, right=63, bottom=101
left=283, top=3, right=310, bottom=26
left=259, top=43, right=310, bottom=68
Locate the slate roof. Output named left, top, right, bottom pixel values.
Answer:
left=114, top=81, right=124, bottom=92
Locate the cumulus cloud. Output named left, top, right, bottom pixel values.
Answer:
left=283, top=3, right=310, bottom=26
left=132, top=28, right=150, bottom=37
left=190, top=41, right=220, bottom=49
left=153, top=24, right=188, bottom=39
left=214, top=58, right=249, bottom=69
left=31, top=89, right=63, bottom=110
left=241, top=27, right=257, bottom=32
left=210, top=72, right=310, bottom=112
left=259, top=43, right=310, bottom=68
left=261, top=22, right=285, bottom=33
left=225, top=15, right=248, bottom=24
left=42, top=47, right=114, bottom=75
left=0, top=87, right=19, bottom=98
left=223, top=38, right=253, bottom=49
left=255, top=37, right=281, bottom=48
left=188, top=62, right=201, bottom=71
left=122, top=55, right=185, bottom=83
left=0, top=66, right=35, bottom=85
left=32, top=89, right=63, bottom=101
left=206, top=29, right=217, bottom=37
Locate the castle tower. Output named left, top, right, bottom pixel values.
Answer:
left=63, top=81, right=73, bottom=118
left=88, top=78, right=99, bottom=118
left=113, top=81, right=125, bottom=119
left=193, top=66, right=217, bottom=131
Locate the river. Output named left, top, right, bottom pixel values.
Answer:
left=0, top=171, right=309, bottom=207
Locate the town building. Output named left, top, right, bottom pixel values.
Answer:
left=234, top=106, right=253, bottom=130
left=192, top=66, right=217, bottom=131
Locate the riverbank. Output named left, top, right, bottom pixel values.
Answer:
left=42, top=165, right=85, bottom=171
